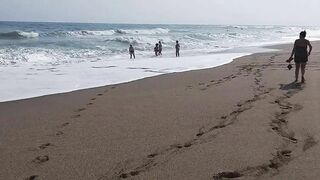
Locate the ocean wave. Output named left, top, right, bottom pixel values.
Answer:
left=184, top=33, right=217, bottom=41
left=228, top=32, right=238, bottom=36
left=70, top=30, right=116, bottom=36
left=45, top=30, right=115, bottom=37
left=44, top=28, right=169, bottom=37
left=0, top=48, right=67, bottom=65
left=107, top=37, right=136, bottom=44
left=226, top=25, right=249, bottom=29
left=115, top=28, right=170, bottom=35
left=307, top=29, right=320, bottom=37
left=105, top=36, right=172, bottom=46
left=0, top=31, right=39, bottom=39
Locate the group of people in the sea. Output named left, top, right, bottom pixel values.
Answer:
left=154, top=41, right=163, bottom=56
left=129, top=40, right=180, bottom=59
left=129, top=31, right=312, bottom=84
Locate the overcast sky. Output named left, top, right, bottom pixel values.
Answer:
left=1, top=0, right=320, bottom=25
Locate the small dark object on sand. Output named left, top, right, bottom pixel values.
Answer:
left=213, top=171, right=242, bottom=179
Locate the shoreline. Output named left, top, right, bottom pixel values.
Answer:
left=0, top=41, right=294, bottom=103
left=0, top=52, right=245, bottom=103
left=1, top=41, right=320, bottom=180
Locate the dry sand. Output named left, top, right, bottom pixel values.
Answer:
left=1, top=42, right=320, bottom=180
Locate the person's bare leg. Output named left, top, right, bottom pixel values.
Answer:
left=301, top=63, right=306, bottom=83
left=295, top=63, right=300, bottom=82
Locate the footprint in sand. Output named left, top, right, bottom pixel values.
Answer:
left=32, top=155, right=49, bottom=164
left=196, top=131, right=205, bottom=137
left=214, top=124, right=227, bottom=129
left=75, top=108, right=86, bottom=112
left=39, top=143, right=53, bottom=150
left=221, top=115, right=228, bottom=119
left=97, top=93, right=103, bottom=96
left=120, top=170, right=140, bottom=179
left=129, top=171, right=140, bottom=176
left=87, top=102, right=93, bottom=106
left=55, top=131, right=64, bottom=136
left=183, top=142, right=193, bottom=148
left=147, top=153, right=158, bottom=158
left=61, top=122, right=70, bottom=127
left=91, top=98, right=96, bottom=101
left=71, top=114, right=81, bottom=118
left=293, top=104, right=303, bottom=111
left=213, top=171, right=242, bottom=179
left=280, top=150, right=292, bottom=157
left=119, top=173, right=129, bottom=179
left=24, top=175, right=39, bottom=180
left=237, top=103, right=243, bottom=107
left=289, top=136, right=298, bottom=143
left=171, top=144, right=184, bottom=149
left=303, top=136, right=318, bottom=152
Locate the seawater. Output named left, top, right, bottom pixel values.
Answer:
left=0, top=21, right=320, bottom=102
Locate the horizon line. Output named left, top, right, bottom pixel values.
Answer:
left=0, top=20, right=316, bottom=27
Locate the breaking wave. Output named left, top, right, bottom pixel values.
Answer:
left=0, top=31, right=39, bottom=39
left=115, top=28, right=170, bottom=35
left=43, top=28, right=170, bottom=38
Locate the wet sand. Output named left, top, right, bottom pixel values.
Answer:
left=1, top=42, right=320, bottom=180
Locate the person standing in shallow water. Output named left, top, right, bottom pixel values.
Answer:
left=287, top=31, right=312, bottom=83
left=154, top=43, right=159, bottom=56
left=129, top=44, right=135, bottom=59
left=175, top=40, right=180, bottom=57
left=158, top=41, right=162, bottom=55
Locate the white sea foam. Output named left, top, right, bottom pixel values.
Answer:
left=49, top=28, right=169, bottom=37
left=18, top=31, right=39, bottom=38
left=106, top=36, right=173, bottom=46
left=116, top=28, right=170, bottom=35
left=0, top=52, right=250, bottom=102
left=0, top=30, right=39, bottom=39
left=71, top=30, right=116, bottom=36
left=52, top=28, right=170, bottom=38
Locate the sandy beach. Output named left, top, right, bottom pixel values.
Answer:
left=1, top=42, right=320, bottom=180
